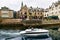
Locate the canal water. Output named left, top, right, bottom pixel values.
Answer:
left=0, top=29, right=53, bottom=40
left=0, top=30, right=22, bottom=40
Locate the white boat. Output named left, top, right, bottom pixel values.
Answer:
left=5, top=28, right=52, bottom=40
left=20, top=28, right=52, bottom=40
left=20, top=28, right=49, bottom=36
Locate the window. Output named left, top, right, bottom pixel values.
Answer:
left=2, top=13, right=9, bottom=17
left=3, top=13, right=7, bottom=14
left=25, top=16, right=27, bottom=18
left=52, top=8, right=53, bottom=10
left=35, top=13, right=36, bottom=14
left=52, top=12, right=53, bottom=14
left=45, top=14, right=46, bottom=16
left=55, top=5, right=58, bottom=7
left=38, top=13, right=39, bottom=14
left=29, top=13, right=32, bottom=15
left=21, top=12, right=22, bottom=15
left=59, top=7, right=60, bottom=9
left=59, top=11, right=60, bottom=13
left=47, top=14, right=48, bottom=16
left=25, top=35, right=49, bottom=40
left=25, top=12, right=27, bottom=14
left=29, top=16, right=33, bottom=19
left=41, top=13, right=42, bottom=14
left=56, top=7, right=57, bottom=10
left=34, top=16, right=37, bottom=19
left=55, top=12, right=57, bottom=14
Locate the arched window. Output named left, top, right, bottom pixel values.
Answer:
left=25, top=16, right=27, bottom=18
left=25, top=12, right=27, bottom=14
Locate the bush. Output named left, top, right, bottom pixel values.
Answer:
left=49, top=29, right=60, bottom=40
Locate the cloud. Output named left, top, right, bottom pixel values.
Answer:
left=0, top=0, right=20, bottom=11
left=0, top=0, right=58, bottom=11
left=22, top=0, right=58, bottom=8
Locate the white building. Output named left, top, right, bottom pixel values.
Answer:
left=44, top=1, right=60, bottom=19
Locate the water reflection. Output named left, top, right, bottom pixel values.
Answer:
left=0, top=30, right=21, bottom=40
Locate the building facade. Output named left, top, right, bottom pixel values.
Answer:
left=0, top=6, right=14, bottom=18
left=17, top=2, right=44, bottom=20
left=44, top=1, right=60, bottom=19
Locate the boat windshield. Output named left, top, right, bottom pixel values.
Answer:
left=23, top=35, right=49, bottom=40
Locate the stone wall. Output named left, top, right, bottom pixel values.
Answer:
left=1, top=19, right=22, bottom=24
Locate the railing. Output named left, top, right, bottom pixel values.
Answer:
left=42, top=20, right=60, bottom=24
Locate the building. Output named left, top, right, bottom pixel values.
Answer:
left=44, top=1, right=60, bottom=19
left=44, top=8, right=49, bottom=18
left=29, top=7, right=44, bottom=20
left=17, top=2, right=44, bottom=20
left=13, top=11, right=17, bottom=19
left=0, top=6, right=14, bottom=18
left=18, top=3, right=29, bottom=19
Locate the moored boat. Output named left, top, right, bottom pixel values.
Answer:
left=20, top=28, right=52, bottom=40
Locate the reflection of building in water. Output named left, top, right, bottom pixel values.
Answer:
left=17, top=2, right=44, bottom=20
left=0, top=6, right=14, bottom=18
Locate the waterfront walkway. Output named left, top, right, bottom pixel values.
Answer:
left=1, top=19, right=60, bottom=25
left=22, top=20, right=60, bottom=26
left=1, top=19, right=60, bottom=28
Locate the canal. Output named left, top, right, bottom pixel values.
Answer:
left=0, top=29, right=60, bottom=40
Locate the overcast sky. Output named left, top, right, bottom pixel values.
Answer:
left=0, top=0, right=58, bottom=11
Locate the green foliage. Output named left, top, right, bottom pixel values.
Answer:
left=49, top=29, right=60, bottom=40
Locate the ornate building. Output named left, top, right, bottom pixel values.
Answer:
left=17, top=2, right=44, bottom=20
left=0, top=6, right=14, bottom=18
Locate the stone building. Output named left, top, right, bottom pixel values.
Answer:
left=17, top=2, right=44, bottom=20
left=0, top=6, right=14, bottom=18
left=28, top=7, right=44, bottom=20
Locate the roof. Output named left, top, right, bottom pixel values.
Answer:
left=0, top=6, right=13, bottom=11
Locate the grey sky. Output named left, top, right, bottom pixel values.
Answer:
left=0, top=0, right=58, bottom=11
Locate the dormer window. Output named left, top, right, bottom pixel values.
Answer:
left=55, top=5, right=58, bottom=7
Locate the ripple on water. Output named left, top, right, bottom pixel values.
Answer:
left=0, top=30, right=21, bottom=40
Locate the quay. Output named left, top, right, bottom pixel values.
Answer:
left=0, top=19, right=60, bottom=29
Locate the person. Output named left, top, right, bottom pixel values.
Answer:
left=31, top=27, right=34, bottom=30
